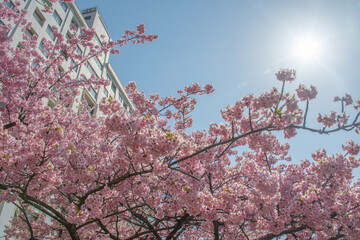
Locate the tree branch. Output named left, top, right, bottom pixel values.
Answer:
left=256, top=226, right=307, bottom=240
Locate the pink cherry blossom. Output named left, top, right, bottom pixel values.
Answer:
left=275, top=68, right=296, bottom=82
left=342, top=140, right=360, bottom=155
left=0, top=6, right=359, bottom=240
left=296, top=84, right=318, bottom=101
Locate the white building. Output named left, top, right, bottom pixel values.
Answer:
left=0, top=0, right=133, bottom=236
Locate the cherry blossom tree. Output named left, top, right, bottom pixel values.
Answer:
left=0, top=1, right=359, bottom=239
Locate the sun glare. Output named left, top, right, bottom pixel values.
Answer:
left=292, top=35, right=322, bottom=62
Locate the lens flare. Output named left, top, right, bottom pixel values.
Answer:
left=292, top=36, right=322, bottom=62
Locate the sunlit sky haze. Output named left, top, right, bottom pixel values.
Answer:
left=76, top=0, right=360, bottom=176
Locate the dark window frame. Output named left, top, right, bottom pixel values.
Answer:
left=60, top=1, right=68, bottom=12
left=46, top=25, right=55, bottom=41
left=38, top=40, right=49, bottom=57
left=52, top=10, right=62, bottom=26
left=33, top=8, right=45, bottom=27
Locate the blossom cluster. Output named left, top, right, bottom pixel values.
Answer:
left=275, top=68, right=296, bottom=82
left=0, top=4, right=359, bottom=240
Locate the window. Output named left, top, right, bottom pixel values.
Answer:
left=3, top=1, right=15, bottom=10
left=26, top=212, right=39, bottom=221
left=58, top=66, right=64, bottom=76
left=94, top=56, right=102, bottom=69
left=94, top=34, right=102, bottom=46
left=3, top=1, right=19, bottom=13
left=0, top=201, right=5, bottom=215
left=25, top=28, right=37, bottom=39
left=84, top=16, right=91, bottom=20
left=107, top=74, right=116, bottom=97
left=66, top=31, right=72, bottom=40
left=71, top=19, right=79, bottom=32
left=60, top=49, right=68, bottom=60
left=76, top=45, right=82, bottom=55
left=46, top=25, right=55, bottom=41
left=83, top=97, right=96, bottom=117
left=87, top=104, right=95, bottom=117
left=103, top=87, right=108, bottom=97
left=0, top=21, right=8, bottom=34
left=13, top=208, right=39, bottom=222
left=47, top=99, right=55, bottom=108
left=38, top=41, right=49, bottom=57
left=88, top=85, right=97, bottom=100
left=38, top=41, right=43, bottom=50
left=51, top=86, right=60, bottom=102
left=60, top=1, right=68, bottom=12
left=17, top=42, right=24, bottom=49
left=111, top=82, right=116, bottom=97
left=31, top=60, right=39, bottom=68
left=70, top=59, right=78, bottom=72
left=118, top=92, right=123, bottom=103
left=86, top=62, right=98, bottom=78
left=52, top=11, right=62, bottom=26
left=33, top=9, right=45, bottom=27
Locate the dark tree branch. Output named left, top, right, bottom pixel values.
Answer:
left=132, top=212, right=162, bottom=240
left=13, top=202, right=38, bottom=240
left=303, top=100, right=309, bottom=127
left=96, top=218, right=118, bottom=240
left=256, top=226, right=307, bottom=240
left=170, top=126, right=271, bottom=166
left=213, top=220, right=220, bottom=240
left=165, top=213, right=190, bottom=240
left=77, top=169, right=152, bottom=207
left=125, top=226, right=175, bottom=240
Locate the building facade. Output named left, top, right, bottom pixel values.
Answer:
left=0, top=0, right=133, bottom=236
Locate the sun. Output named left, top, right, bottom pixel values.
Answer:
left=292, top=35, right=322, bottom=62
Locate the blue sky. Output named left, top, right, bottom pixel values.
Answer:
left=76, top=0, right=360, bottom=177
